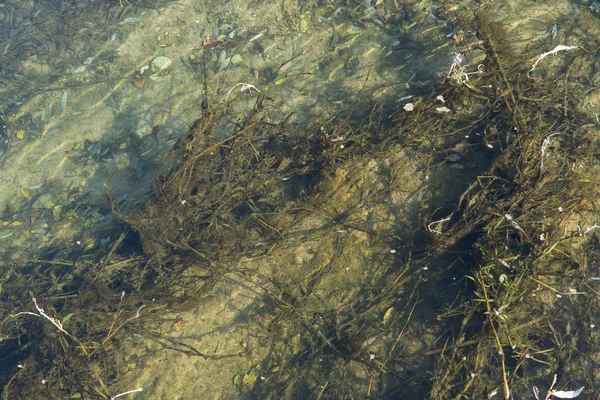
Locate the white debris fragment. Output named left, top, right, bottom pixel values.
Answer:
left=529, top=45, right=580, bottom=76
left=396, top=95, right=414, bottom=102
left=549, top=386, right=584, bottom=399
left=60, top=90, right=68, bottom=110
left=533, top=374, right=584, bottom=400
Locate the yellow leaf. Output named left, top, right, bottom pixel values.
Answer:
left=383, top=307, right=394, bottom=327
left=233, top=374, right=243, bottom=386
left=83, top=240, right=95, bottom=252
left=61, top=312, right=74, bottom=324
left=20, top=188, right=31, bottom=200
left=243, top=373, right=257, bottom=387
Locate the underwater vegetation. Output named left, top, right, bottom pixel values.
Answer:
left=1, top=3, right=600, bottom=399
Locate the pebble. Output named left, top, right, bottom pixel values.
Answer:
left=446, top=153, right=461, bottom=162
left=218, top=58, right=231, bottom=72
left=218, top=50, right=227, bottom=63
left=132, top=74, right=145, bottom=89
left=300, top=19, right=308, bottom=33
left=231, top=54, right=242, bottom=65
left=150, top=56, right=172, bottom=75
left=32, top=193, right=55, bottom=209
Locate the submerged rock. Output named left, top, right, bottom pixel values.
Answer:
left=150, top=56, right=172, bottom=75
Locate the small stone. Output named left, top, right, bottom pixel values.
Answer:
left=52, top=205, right=63, bottom=219
left=32, top=193, right=55, bottom=209
left=150, top=56, right=172, bottom=75
left=132, top=73, right=145, bottom=88
left=231, top=54, right=242, bottom=65
left=300, top=19, right=308, bottom=33
left=170, top=320, right=184, bottom=332
left=446, top=153, right=461, bottom=162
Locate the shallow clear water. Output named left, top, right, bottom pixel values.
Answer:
left=1, top=0, right=599, bottom=398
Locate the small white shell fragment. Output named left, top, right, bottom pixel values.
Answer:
left=436, top=95, right=445, bottom=102
left=0, top=231, right=13, bottom=239
left=396, top=95, right=414, bottom=102
left=72, top=65, right=86, bottom=74
left=446, top=153, right=461, bottom=162
left=249, top=32, right=263, bottom=42
left=403, top=103, right=414, bottom=111
left=119, top=16, right=143, bottom=25
left=436, top=106, right=451, bottom=113
left=60, top=90, right=68, bottom=110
